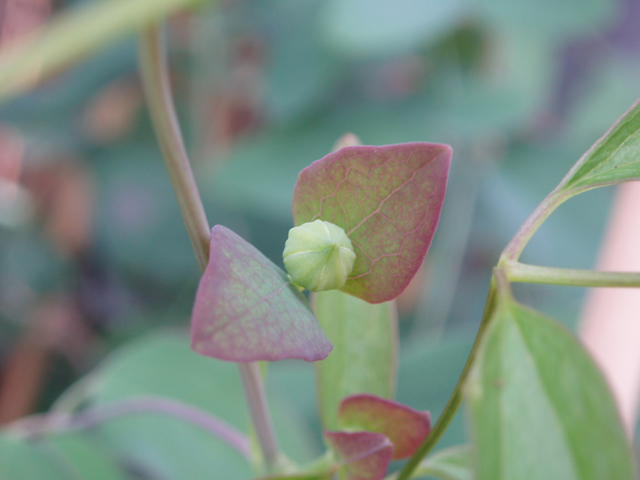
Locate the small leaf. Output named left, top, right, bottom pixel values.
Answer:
left=313, top=290, right=397, bottom=430
left=338, top=394, right=430, bottom=460
left=324, top=431, right=393, bottom=480
left=191, top=225, right=332, bottom=362
left=465, top=295, right=636, bottom=480
left=292, top=143, right=451, bottom=303
left=414, top=445, right=473, bottom=480
left=560, top=98, right=640, bottom=192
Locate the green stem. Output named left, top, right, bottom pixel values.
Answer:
left=396, top=280, right=498, bottom=480
left=138, top=24, right=281, bottom=473
left=505, top=261, right=640, bottom=287
left=499, top=189, right=571, bottom=264
left=238, top=362, right=281, bottom=473
left=138, top=23, right=210, bottom=271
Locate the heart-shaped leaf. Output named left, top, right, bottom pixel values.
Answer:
left=191, top=225, right=333, bottom=362
left=559, top=98, right=640, bottom=192
left=292, top=143, right=451, bottom=303
left=466, top=291, right=636, bottom=480
left=324, top=431, right=393, bottom=480
left=338, top=394, right=430, bottom=460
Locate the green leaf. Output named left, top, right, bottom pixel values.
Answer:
left=338, top=394, right=430, bottom=460
left=559, top=98, right=640, bottom=192
left=261, top=1, right=340, bottom=126
left=312, top=290, right=397, bottom=430
left=293, top=143, right=451, bottom=303
left=191, top=225, right=332, bottom=362
left=476, top=0, right=614, bottom=37
left=465, top=295, right=636, bottom=480
left=89, top=332, right=252, bottom=480
left=412, top=445, right=472, bottom=480
left=45, top=434, right=127, bottom=480
left=85, top=331, right=318, bottom=479
left=320, top=0, right=466, bottom=56
left=0, top=0, right=208, bottom=103
left=0, top=432, right=67, bottom=480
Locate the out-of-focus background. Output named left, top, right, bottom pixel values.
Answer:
left=0, top=0, right=638, bottom=478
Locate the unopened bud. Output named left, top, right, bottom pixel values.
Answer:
left=283, top=220, right=356, bottom=292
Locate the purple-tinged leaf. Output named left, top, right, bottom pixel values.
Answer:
left=324, top=431, right=393, bottom=480
left=292, top=143, right=451, bottom=303
left=338, top=394, right=431, bottom=460
left=191, top=225, right=333, bottom=362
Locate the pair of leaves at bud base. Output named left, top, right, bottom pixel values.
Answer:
left=261, top=394, right=431, bottom=480
left=191, top=142, right=451, bottom=362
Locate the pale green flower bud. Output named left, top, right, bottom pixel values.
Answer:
left=283, top=220, right=356, bottom=292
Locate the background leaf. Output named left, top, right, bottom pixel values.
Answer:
left=0, top=0, right=208, bottom=103
left=44, top=433, right=127, bottom=480
left=338, top=394, right=430, bottom=460
left=413, top=445, right=472, bottom=480
left=559, top=98, right=640, bottom=192
left=465, top=295, right=636, bottom=480
left=293, top=143, right=451, bottom=303
left=0, top=432, right=68, bottom=480
left=191, top=225, right=332, bottom=362
left=312, top=290, right=397, bottom=430
left=476, top=0, right=615, bottom=37
left=320, top=0, right=467, bottom=56
left=82, top=331, right=320, bottom=480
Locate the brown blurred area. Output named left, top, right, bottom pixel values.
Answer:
left=0, top=0, right=270, bottom=425
left=0, top=0, right=53, bottom=424
left=0, top=0, right=103, bottom=424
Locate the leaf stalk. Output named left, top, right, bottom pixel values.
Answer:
left=138, top=23, right=281, bottom=473
left=505, top=261, right=640, bottom=287
left=499, top=188, right=571, bottom=263
left=396, top=280, right=497, bottom=480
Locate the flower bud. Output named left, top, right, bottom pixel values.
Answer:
left=283, top=220, right=356, bottom=292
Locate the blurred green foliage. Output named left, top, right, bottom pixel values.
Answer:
left=0, top=0, right=639, bottom=477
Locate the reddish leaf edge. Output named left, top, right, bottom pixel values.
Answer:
left=324, top=430, right=394, bottom=480
left=338, top=394, right=431, bottom=460
left=292, top=142, right=452, bottom=304
left=190, top=225, right=333, bottom=363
